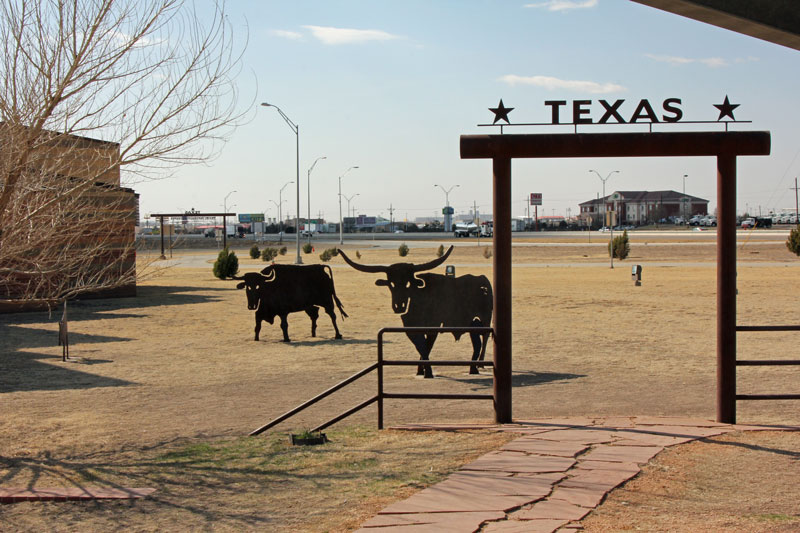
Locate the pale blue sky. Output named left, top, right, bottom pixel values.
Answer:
left=136, top=0, right=800, bottom=222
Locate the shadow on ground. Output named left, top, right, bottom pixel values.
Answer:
left=441, top=369, right=585, bottom=389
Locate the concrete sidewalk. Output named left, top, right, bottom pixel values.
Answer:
left=355, top=416, right=798, bottom=532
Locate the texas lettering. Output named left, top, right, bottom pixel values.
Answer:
left=544, top=98, right=683, bottom=124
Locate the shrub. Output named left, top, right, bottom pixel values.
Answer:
left=261, top=247, right=278, bottom=262
left=319, top=248, right=333, bottom=262
left=398, top=243, right=409, bottom=257
left=212, top=248, right=239, bottom=279
left=302, top=242, right=312, bottom=254
left=279, top=246, right=287, bottom=256
left=436, top=244, right=444, bottom=257
left=483, top=246, right=492, bottom=259
left=787, top=225, right=800, bottom=256
left=249, top=244, right=260, bottom=259
left=608, top=230, right=630, bottom=260
left=355, top=250, right=361, bottom=259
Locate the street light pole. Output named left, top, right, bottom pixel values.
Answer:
left=434, top=183, right=460, bottom=232
left=276, top=180, right=293, bottom=244
left=262, top=102, right=302, bottom=264
left=223, top=190, right=236, bottom=250
left=683, top=173, right=689, bottom=222
left=344, top=193, right=359, bottom=232
left=307, top=156, right=326, bottom=243
left=338, top=166, right=359, bottom=245
left=590, top=170, right=619, bottom=269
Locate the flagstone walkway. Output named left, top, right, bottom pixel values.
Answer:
left=355, top=416, right=798, bottom=532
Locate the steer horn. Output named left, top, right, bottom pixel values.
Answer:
left=337, top=245, right=453, bottom=273
left=337, top=249, right=389, bottom=273
left=411, top=245, right=453, bottom=272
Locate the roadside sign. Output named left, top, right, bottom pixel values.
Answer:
left=530, top=193, right=542, bottom=206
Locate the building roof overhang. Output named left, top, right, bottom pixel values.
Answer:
left=631, top=0, right=800, bottom=52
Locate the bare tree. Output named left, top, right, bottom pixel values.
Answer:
left=0, top=0, right=248, bottom=309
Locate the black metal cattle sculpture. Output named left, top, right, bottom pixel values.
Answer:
left=338, top=246, right=492, bottom=378
left=234, top=264, right=347, bottom=342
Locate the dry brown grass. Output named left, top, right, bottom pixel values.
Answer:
left=1, top=235, right=799, bottom=531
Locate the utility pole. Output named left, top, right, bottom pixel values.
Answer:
left=388, top=204, right=394, bottom=232
left=792, top=178, right=800, bottom=222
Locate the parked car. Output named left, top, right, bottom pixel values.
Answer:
left=741, top=218, right=755, bottom=229
left=300, top=230, right=314, bottom=237
left=701, top=216, right=717, bottom=227
left=689, top=215, right=704, bottom=226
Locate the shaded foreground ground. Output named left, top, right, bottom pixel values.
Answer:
left=1, top=237, right=799, bottom=530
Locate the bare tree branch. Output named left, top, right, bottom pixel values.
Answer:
left=0, top=0, right=250, bottom=307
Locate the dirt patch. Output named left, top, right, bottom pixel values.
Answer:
left=582, top=430, right=800, bottom=532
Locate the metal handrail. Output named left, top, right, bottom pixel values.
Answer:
left=735, top=324, right=799, bottom=402
left=249, top=363, right=378, bottom=436
left=249, top=325, right=495, bottom=435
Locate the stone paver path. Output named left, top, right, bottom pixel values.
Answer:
left=355, top=416, right=798, bottom=532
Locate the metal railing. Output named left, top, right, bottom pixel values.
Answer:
left=249, top=326, right=494, bottom=436
left=735, top=324, right=800, bottom=401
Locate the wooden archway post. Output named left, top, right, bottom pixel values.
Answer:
left=717, top=153, right=737, bottom=423
left=493, top=157, right=513, bottom=423
left=461, top=131, right=770, bottom=425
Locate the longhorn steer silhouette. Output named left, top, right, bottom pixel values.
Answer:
left=338, top=246, right=492, bottom=378
left=234, top=264, right=347, bottom=343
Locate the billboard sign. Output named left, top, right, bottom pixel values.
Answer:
left=239, top=213, right=265, bottom=223
left=530, top=193, right=542, bottom=206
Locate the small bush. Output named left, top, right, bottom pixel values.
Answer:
left=355, top=250, right=361, bottom=259
left=249, top=244, right=260, bottom=259
left=261, top=247, right=278, bottom=262
left=608, top=230, right=630, bottom=260
left=319, top=249, right=333, bottom=262
left=212, top=248, right=239, bottom=279
left=787, top=225, right=800, bottom=256
left=330, top=248, right=339, bottom=257
left=436, top=244, right=444, bottom=257
left=302, top=242, right=313, bottom=254
left=398, top=243, right=409, bottom=257
left=483, top=246, right=492, bottom=259
left=279, top=246, right=287, bottom=256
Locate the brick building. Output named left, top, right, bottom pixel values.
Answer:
left=579, top=190, right=709, bottom=227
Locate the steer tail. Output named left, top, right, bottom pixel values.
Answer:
left=324, top=265, right=349, bottom=319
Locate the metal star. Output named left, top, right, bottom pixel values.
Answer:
left=489, top=99, right=514, bottom=124
left=714, top=95, right=740, bottom=121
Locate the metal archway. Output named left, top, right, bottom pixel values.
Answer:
left=460, top=130, right=771, bottom=424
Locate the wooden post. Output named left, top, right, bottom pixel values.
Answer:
left=717, top=153, right=737, bottom=423
left=493, top=157, right=513, bottom=423
left=159, top=216, right=166, bottom=259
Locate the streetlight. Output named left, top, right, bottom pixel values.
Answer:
left=274, top=180, right=293, bottom=244
left=683, top=173, right=689, bottom=222
left=307, top=156, right=326, bottom=243
left=223, top=190, right=236, bottom=249
left=344, top=193, right=360, bottom=232
left=338, top=166, right=359, bottom=245
left=262, top=102, right=302, bottom=264
left=589, top=170, right=620, bottom=269
left=434, top=183, right=460, bottom=232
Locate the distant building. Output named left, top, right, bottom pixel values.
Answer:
left=578, top=190, right=708, bottom=226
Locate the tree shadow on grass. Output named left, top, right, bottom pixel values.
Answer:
left=0, top=433, right=390, bottom=530
left=1, top=351, right=134, bottom=393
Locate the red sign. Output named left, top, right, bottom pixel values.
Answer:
left=530, top=193, right=542, bottom=206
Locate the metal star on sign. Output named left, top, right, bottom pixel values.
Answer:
left=489, top=99, right=514, bottom=124
left=714, top=95, right=740, bottom=121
